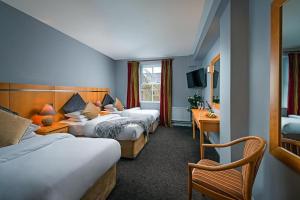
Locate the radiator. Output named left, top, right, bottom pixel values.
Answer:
left=172, top=107, right=191, bottom=122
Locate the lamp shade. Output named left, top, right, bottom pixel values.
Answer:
left=40, top=104, right=56, bottom=116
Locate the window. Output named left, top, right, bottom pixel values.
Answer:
left=140, top=62, right=161, bottom=102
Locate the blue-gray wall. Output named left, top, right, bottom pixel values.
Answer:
left=115, top=56, right=201, bottom=110
left=249, top=0, right=300, bottom=199
left=0, top=2, right=116, bottom=96
left=200, top=38, right=220, bottom=103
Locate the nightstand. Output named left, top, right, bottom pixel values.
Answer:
left=36, top=122, right=69, bottom=135
left=100, top=111, right=111, bottom=116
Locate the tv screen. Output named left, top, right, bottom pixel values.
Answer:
left=186, top=68, right=206, bottom=88
left=187, top=72, right=195, bottom=88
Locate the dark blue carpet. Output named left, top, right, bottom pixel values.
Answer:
left=108, top=126, right=219, bottom=200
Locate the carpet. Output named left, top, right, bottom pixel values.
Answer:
left=108, top=126, right=219, bottom=200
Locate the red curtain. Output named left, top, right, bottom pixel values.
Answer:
left=127, top=61, right=140, bottom=108
left=287, top=53, right=300, bottom=115
left=160, top=59, right=172, bottom=127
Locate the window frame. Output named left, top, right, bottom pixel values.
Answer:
left=139, top=61, right=161, bottom=103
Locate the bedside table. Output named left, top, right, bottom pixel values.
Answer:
left=36, top=122, right=69, bottom=135
left=100, top=111, right=111, bottom=116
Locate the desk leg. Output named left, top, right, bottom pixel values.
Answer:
left=192, top=117, right=195, bottom=140
left=200, top=125, right=204, bottom=159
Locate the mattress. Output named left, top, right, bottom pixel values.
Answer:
left=119, top=107, right=160, bottom=123
left=0, top=133, right=120, bottom=200
left=281, top=117, right=300, bottom=140
left=61, top=114, right=144, bottom=141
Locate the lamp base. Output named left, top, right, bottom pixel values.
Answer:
left=41, top=117, right=53, bottom=126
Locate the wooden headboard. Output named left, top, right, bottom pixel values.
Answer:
left=0, top=82, right=110, bottom=121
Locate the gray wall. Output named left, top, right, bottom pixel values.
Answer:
left=0, top=2, right=116, bottom=96
left=115, top=56, right=201, bottom=109
left=200, top=38, right=220, bottom=102
left=249, top=0, right=300, bottom=199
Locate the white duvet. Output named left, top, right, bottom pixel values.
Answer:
left=61, top=114, right=144, bottom=141
left=0, top=134, right=120, bottom=200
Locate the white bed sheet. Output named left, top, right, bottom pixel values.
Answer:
left=61, top=114, right=144, bottom=141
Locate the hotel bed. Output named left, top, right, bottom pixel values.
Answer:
left=0, top=133, right=121, bottom=200
left=281, top=116, right=300, bottom=140
left=111, top=107, right=160, bottom=133
left=61, top=114, right=150, bottom=158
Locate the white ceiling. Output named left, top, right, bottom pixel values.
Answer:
left=2, top=0, right=205, bottom=60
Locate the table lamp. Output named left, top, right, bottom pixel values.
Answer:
left=40, top=104, right=56, bottom=126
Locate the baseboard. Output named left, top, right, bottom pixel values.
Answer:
left=172, top=120, right=191, bottom=127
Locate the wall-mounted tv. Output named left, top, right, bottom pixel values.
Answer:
left=186, top=68, right=207, bottom=88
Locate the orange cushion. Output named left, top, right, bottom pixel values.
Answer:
left=192, top=159, right=243, bottom=200
left=115, top=98, right=124, bottom=111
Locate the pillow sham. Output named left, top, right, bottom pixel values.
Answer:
left=104, top=104, right=118, bottom=112
left=102, top=94, right=115, bottom=106
left=67, top=117, right=88, bottom=122
left=82, top=102, right=100, bottom=120
left=288, top=115, right=300, bottom=119
left=21, top=123, right=39, bottom=140
left=0, top=109, right=31, bottom=147
left=64, top=111, right=86, bottom=119
left=62, top=93, right=86, bottom=113
left=115, top=98, right=124, bottom=111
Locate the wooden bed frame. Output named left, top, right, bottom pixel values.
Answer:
left=150, top=119, right=159, bottom=133
left=82, top=164, right=116, bottom=200
left=119, top=133, right=147, bottom=158
left=0, top=82, right=148, bottom=156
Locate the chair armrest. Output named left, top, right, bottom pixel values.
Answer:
left=188, top=156, right=253, bottom=171
left=202, top=136, right=259, bottom=149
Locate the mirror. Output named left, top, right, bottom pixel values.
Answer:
left=270, top=0, right=300, bottom=172
left=281, top=0, right=300, bottom=157
left=209, top=54, right=220, bottom=107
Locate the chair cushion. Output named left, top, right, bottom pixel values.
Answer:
left=192, top=159, right=243, bottom=200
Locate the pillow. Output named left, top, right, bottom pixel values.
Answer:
left=21, top=123, right=39, bottom=140
left=82, top=102, right=100, bottom=120
left=288, top=115, right=300, bottom=119
left=0, top=105, right=18, bottom=115
left=62, top=93, right=86, bottom=113
left=115, top=98, right=124, bottom=111
left=104, top=104, right=118, bottom=112
left=102, top=94, right=115, bottom=106
left=65, top=111, right=85, bottom=119
left=67, top=117, right=88, bottom=122
left=0, top=109, right=32, bottom=147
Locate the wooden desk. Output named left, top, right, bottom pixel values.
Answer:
left=192, top=109, right=220, bottom=159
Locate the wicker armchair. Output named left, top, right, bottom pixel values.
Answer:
left=188, top=136, right=266, bottom=200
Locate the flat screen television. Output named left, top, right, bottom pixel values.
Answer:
left=186, top=68, right=206, bottom=88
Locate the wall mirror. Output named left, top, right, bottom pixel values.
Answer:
left=270, top=0, right=300, bottom=172
left=209, top=54, right=220, bottom=107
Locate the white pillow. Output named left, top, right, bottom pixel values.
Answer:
left=67, top=117, right=89, bottom=122
left=65, top=111, right=86, bottom=119
left=288, top=115, right=300, bottom=119
left=104, top=104, right=114, bottom=109
left=21, top=123, right=39, bottom=140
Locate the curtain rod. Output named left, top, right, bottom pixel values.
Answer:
left=128, top=58, right=174, bottom=62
